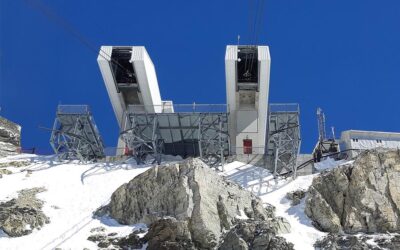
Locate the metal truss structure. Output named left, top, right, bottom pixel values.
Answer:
left=120, top=104, right=229, bottom=166
left=50, top=105, right=105, bottom=162
left=265, top=103, right=301, bottom=178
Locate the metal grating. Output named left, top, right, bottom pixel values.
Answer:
left=120, top=104, right=229, bottom=166
left=265, top=103, right=301, bottom=178
left=50, top=105, right=105, bottom=161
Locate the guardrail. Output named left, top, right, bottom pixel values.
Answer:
left=57, top=105, right=91, bottom=115
left=269, top=103, right=300, bottom=113
left=126, top=104, right=228, bottom=113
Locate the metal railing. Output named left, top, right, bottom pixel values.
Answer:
left=57, top=105, right=91, bottom=115
left=126, top=104, right=228, bottom=114
left=269, top=103, right=300, bottom=113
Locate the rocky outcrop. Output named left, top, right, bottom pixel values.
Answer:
left=0, top=187, right=49, bottom=237
left=100, top=158, right=291, bottom=249
left=144, top=218, right=195, bottom=250
left=0, top=116, right=21, bottom=158
left=315, top=233, right=400, bottom=250
left=305, top=149, right=400, bottom=233
left=286, top=189, right=306, bottom=206
left=219, top=220, right=294, bottom=250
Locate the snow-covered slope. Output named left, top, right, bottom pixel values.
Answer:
left=0, top=154, right=157, bottom=249
left=0, top=154, right=348, bottom=250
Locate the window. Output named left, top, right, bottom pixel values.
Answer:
left=237, top=46, right=259, bottom=91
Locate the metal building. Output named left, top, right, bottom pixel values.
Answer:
left=97, top=44, right=301, bottom=170
left=340, top=130, right=400, bottom=158
left=121, top=104, right=229, bottom=165
left=97, top=46, right=229, bottom=165
left=225, top=45, right=270, bottom=155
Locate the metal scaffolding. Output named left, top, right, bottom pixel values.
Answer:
left=121, top=113, right=164, bottom=164
left=120, top=104, right=229, bottom=166
left=266, top=103, right=301, bottom=178
left=50, top=105, right=105, bottom=161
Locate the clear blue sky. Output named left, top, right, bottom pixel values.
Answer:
left=1, top=0, right=400, bottom=153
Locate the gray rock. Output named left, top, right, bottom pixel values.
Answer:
left=103, top=158, right=278, bottom=249
left=306, top=149, right=400, bottom=233
left=286, top=189, right=306, bottom=206
left=90, top=226, right=106, bottom=233
left=219, top=220, right=294, bottom=250
left=116, top=232, right=143, bottom=249
left=97, top=240, right=111, bottom=248
left=0, top=187, right=49, bottom=237
left=219, top=230, right=249, bottom=250
left=87, top=233, right=107, bottom=242
left=144, top=218, right=194, bottom=250
left=0, top=161, right=30, bottom=168
left=268, top=236, right=295, bottom=250
left=270, top=217, right=291, bottom=234
left=315, top=233, right=400, bottom=250
left=0, top=169, right=12, bottom=175
left=0, top=116, right=21, bottom=158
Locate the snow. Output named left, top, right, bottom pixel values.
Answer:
left=314, top=157, right=351, bottom=171
left=0, top=154, right=153, bottom=250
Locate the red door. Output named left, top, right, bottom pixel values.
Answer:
left=243, top=139, right=252, bottom=154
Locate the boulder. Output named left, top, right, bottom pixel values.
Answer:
left=286, top=189, right=306, bottom=206
left=305, top=149, right=400, bottom=233
left=315, top=233, right=400, bottom=250
left=101, top=158, right=292, bottom=249
left=0, top=187, right=49, bottom=237
left=144, top=218, right=195, bottom=250
left=219, top=220, right=294, bottom=250
left=0, top=116, right=21, bottom=158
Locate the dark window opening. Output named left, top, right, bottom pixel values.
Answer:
left=237, top=46, right=258, bottom=91
left=111, top=48, right=138, bottom=92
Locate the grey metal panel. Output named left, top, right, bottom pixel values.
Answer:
left=121, top=110, right=229, bottom=166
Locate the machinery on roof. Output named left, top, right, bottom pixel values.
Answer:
left=313, top=108, right=339, bottom=162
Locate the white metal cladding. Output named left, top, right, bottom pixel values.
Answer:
left=257, top=45, right=271, bottom=149
left=225, top=45, right=238, bottom=60
left=340, top=130, right=400, bottom=157
left=225, top=45, right=271, bottom=154
left=97, top=46, right=125, bottom=127
left=97, top=46, right=163, bottom=132
left=258, top=46, right=271, bottom=61
left=225, top=46, right=238, bottom=151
